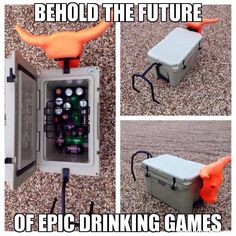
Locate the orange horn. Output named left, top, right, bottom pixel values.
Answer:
left=218, top=156, right=231, bottom=167
left=186, top=17, right=219, bottom=33
left=199, top=156, right=231, bottom=203
left=202, top=18, right=220, bottom=25
left=77, top=11, right=113, bottom=43
left=201, top=156, right=231, bottom=176
left=16, top=24, right=49, bottom=48
left=15, top=12, right=113, bottom=68
left=199, top=170, right=209, bottom=179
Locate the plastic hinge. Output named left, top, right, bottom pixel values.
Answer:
left=36, top=131, right=40, bottom=152
left=37, top=90, right=41, bottom=110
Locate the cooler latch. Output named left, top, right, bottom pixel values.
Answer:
left=7, top=68, right=16, bottom=82
left=198, top=42, right=201, bottom=50
left=145, top=166, right=149, bottom=177
left=5, top=157, right=13, bottom=163
left=171, top=177, right=176, bottom=191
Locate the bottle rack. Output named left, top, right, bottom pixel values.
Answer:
left=44, top=100, right=57, bottom=139
left=43, top=92, right=91, bottom=155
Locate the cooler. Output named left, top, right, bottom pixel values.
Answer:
left=142, top=154, right=205, bottom=213
left=148, top=27, right=202, bottom=86
left=5, top=51, right=100, bottom=190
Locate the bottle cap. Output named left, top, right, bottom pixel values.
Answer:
left=55, top=88, right=62, bottom=95
left=63, top=102, right=72, bottom=111
left=55, top=97, right=63, bottom=106
left=55, top=107, right=63, bottom=115
left=65, top=88, right=73, bottom=97
left=62, top=114, right=69, bottom=120
left=80, top=99, right=88, bottom=108
left=75, top=87, right=84, bottom=96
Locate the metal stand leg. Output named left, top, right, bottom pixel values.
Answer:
left=131, top=151, right=153, bottom=181
left=49, top=168, right=94, bottom=228
left=61, top=168, right=70, bottom=215
left=132, top=63, right=169, bottom=104
left=50, top=197, right=58, bottom=213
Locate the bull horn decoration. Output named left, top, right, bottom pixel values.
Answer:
left=16, top=14, right=112, bottom=68
left=16, top=19, right=111, bottom=46
left=199, top=156, right=231, bottom=203
left=200, top=156, right=231, bottom=179
left=75, top=18, right=112, bottom=43
left=186, top=18, right=219, bottom=33
left=16, top=25, right=49, bottom=47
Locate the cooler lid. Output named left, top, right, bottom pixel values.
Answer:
left=148, top=27, right=202, bottom=69
left=142, top=154, right=205, bottom=184
left=5, top=51, right=38, bottom=189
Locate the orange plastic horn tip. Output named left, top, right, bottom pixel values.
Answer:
left=199, top=156, right=231, bottom=204
left=186, top=18, right=220, bottom=33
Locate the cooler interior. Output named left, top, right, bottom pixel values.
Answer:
left=43, top=79, right=90, bottom=163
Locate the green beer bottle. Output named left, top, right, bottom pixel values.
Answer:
left=64, top=136, right=84, bottom=145
left=71, top=111, right=80, bottom=125
left=71, top=95, right=79, bottom=105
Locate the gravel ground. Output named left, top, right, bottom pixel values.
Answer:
left=121, top=5, right=231, bottom=115
left=121, top=121, right=231, bottom=231
left=5, top=5, right=115, bottom=231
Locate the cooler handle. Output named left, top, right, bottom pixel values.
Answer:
left=131, top=151, right=153, bottom=181
left=132, top=63, right=169, bottom=104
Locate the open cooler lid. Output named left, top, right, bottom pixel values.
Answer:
left=148, top=27, right=202, bottom=70
left=5, top=51, right=38, bottom=190
left=142, top=154, right=205, bottom=184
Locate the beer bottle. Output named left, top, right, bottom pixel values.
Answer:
left=63, top=102, right=72, bottom=111
left=62, top=113, right=69, bottom=121
left=64, top=124, right=75, bottom=131
left=64, top=145, right=84, bottom=154
left=55, top=107, right=63, bottom=115
left=64, top=136, right=84, bottom=145
left=64, top=88, right=73, bottom=97
left=71, top=111, right=80, bottom=125
left=83, top=142, right=88, bottom=152
left=79, top=99, right=89, bottom=126
left=75, top=86, right=85, bottom=97
left=70, top=95, right=79, bottom=108
left=77, top=126, right=87, bottom=136
left=55, top=97, right=63, bottom=106
left=70, top=128, right=77, bottom=137
left=79, top=99, right=88, bottom=108
left=55, top=130, right=65, bottom=151
left=55, top=87, right=63, bottom=96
